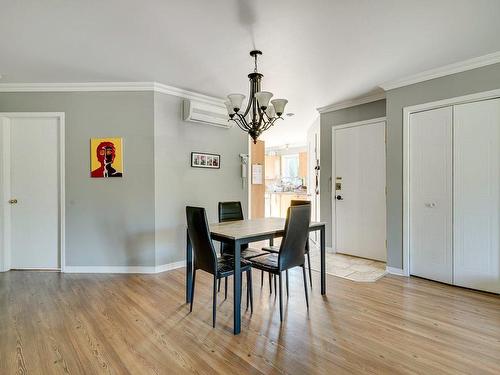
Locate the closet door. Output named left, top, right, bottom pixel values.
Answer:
left=453, top=99, right=500, bottom=294
left=409, top=107, right=453, bottom=283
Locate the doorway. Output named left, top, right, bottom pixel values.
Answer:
left=332, top=118, right=386, bottom=261
left=1, top=113, right=65, bottom=271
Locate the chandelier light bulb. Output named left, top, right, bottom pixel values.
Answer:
left=265, top=104, right=276, bottom=118
left=271, top=99, right=288, bottom=116
left=227, top=94, right=245, bottom=112
left=224, top=101, right=235, bottom=118
left=255, top=91, right=273, bottom=110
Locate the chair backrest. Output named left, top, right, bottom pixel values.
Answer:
left=278, top=204, right=311, bottom=270
left=186, top=206, right=217, bottom=274
left=218, top=201, right=244, bottom=222
left=218, top=201, right=248, bottom=254
left=290, top=200, right=311, bottom=253
left=290, top=199, right=311, bottom=207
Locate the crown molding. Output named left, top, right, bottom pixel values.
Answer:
left=0, top=81, right=225, bottom=106
left=317, top=92, right=386, bottom=114
left=380, top=51, right=500, bottom=91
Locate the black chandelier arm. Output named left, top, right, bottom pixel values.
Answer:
left=233, top=113, right=251, bottom=131
left=262, top=116, right=282, bottom=132
left=232, top=118, right=249, bottom=132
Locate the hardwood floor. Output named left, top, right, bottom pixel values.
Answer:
left=1, top=269, right=499, bottom=374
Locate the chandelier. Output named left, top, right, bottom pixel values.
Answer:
left=225, top=50, right=288, bottom=143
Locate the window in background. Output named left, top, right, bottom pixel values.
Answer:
left=281, top=154, right=299, bottom=178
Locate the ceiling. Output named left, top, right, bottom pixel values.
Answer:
left=2, top=0, right=500, bottom=146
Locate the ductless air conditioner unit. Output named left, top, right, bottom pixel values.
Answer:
left=183, top=99, right=232, bottom=128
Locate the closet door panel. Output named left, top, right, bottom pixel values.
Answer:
left=453, top=98, right=500, bottom=294
left=409, top=107, right=453, bottom=283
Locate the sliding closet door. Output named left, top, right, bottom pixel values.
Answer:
left=453, top=99, right=500, bottom=294
left=409, top=107, right=453, bottom=283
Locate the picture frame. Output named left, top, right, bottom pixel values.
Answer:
left=90, top=137, right=124, bottom=178
left=191, top=152, right=220, bottom=169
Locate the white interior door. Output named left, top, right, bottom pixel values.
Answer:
left=3, top=115, right=60, bottom=269
left=453, top=99, right=500, bottom=294
left=409, top=107, right=453, bottom=284
left=334, top=120, right=386, bottom=261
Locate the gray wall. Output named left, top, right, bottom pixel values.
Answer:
left=154, top=92, right=248, bottom=265
left=319, top=100, right=386, bottom=247
left=0, top=91, right=156, bottom=267
left=386, top=62, right=500, bottom=268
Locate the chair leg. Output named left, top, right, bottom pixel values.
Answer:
left=190, top=269, right=196, bottom=312
left=212, top=276, right=217, bottom=328
left=246, top=271, right=249, bottom=310
left=302, top=265, right=309, bottom=309
left=285, top=270, right=289, bottom=298
left=224, top=277, right=228, bottom=300
left=307, top=252, right=313, bottom=288
left=261, top=270, right=264, bottom=288
left=247, top=270, right=253, bottom=313
left=278, top=272, right=283, bottom=322
left=274, top=274, right=277, bottom=298
left=269, top=273, right=272, bottom=294
left=218, top=278, right=221, bottom=292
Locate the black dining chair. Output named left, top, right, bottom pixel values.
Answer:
left=261, top=200, right=313, bottom=288
left=186, top=206, right=253, bottom=328
left=218, top=201, right=271, bottom=297
left=250, top=204, right=311, bottom=321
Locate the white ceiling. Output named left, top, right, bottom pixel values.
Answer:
left=2, top=0, right=500, bottom=146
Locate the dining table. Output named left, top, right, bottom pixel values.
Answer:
left=185, top=217, right=326, bottom=335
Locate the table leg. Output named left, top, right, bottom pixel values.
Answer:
left=233, top=239, right=242, bottom=335
left=320, top=225, right=326, bottom=295
left=186, top=229, right=193, bottom=303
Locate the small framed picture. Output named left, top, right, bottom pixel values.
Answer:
left=191, top=152, right=220, bottom=169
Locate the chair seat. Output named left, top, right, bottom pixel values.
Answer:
left=241, top=247, right=271, bottom=259
left=261, top=245, right=280, bottom=253
left=263, top=243, right=310, bottom=254
left=250, top=253, right=279, bottom=273
left=217, top=256, right=252, bottom=278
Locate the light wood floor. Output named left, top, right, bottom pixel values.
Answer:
left=1, top=269, right=499, bottom=374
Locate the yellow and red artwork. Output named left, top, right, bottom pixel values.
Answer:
left=90, top=138, right=123, bottom=178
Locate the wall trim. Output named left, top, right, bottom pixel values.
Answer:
left=402, top=88, right=500, bottom=278
left=0, top=81, right=225, bottom=106
left=380, top=51, right=500, bottom=91
left=155, top=260, right=186, bottom=273
left=386, top=266, right=406, bottom=276
left=317, top=92, right=386, bottom=114
left=64, top=260, right=186, bottom=274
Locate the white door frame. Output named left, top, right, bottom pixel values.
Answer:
left=331, top=117, right=386, bottom=253
left=402, top=88, right=500, bottom=277
left=1, top=112, right=65, bottom=272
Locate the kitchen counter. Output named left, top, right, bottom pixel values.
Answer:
left=265, top=191, right=310, bottom=217
left=266, top=191, right=308, bottom=195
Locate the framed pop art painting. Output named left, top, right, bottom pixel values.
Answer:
left=90, top=138, right=123, bottom=178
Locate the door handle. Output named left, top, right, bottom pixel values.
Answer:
left=336, top=195, right=343, bottom=201
left=424, top=202, right=436, bottom=208
left=8, top=199, right=18, bottom=204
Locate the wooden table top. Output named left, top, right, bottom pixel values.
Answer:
left=209, top=217, right=325, bottom=241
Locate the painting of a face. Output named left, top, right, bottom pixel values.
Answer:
left=91, top=138, right=123, bottom=178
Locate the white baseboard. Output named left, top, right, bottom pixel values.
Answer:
left=64, top=260, right=186, bottom=274
left=326, top=246, right=335, bottom=253
left=155, top=260, right=186, bottom=273
left=386, top=266, right=407, bottom=276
